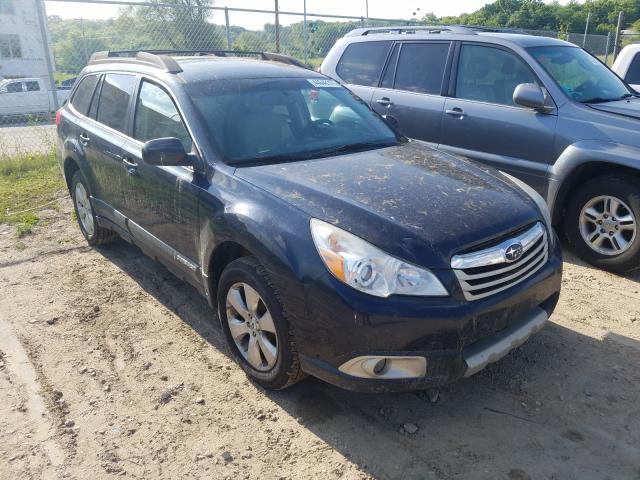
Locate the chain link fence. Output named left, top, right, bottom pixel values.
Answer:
left=0, top=0, right=620, bottom=158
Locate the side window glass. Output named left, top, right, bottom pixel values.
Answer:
left=336, top=41, right=391, bottom=87
left=134, top=81, right=192, bottom=152
left=380, top=43, right=400, bottom=89
left=25, top=81, right=40, bottom=92
left=456, top=45, right=537, bottom=106
left=7, top=82, right=22, bottom=93
left=96, top=73, right=136, bottom=133
left=626, top=53, right=640, bottom=85
left=394, top=42, right=450, bottom=94
left=70, top=75, right=99, bottom=116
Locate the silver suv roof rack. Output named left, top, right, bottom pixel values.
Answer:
left=89, top=50, right=308, bottom=73
left=345, top=25, right=477, bottom=37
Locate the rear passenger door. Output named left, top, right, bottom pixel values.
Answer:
left=370, top=41, right=451, bottom=145
left=334, top=40, right=392, bottom=104
left=439, top=43, right=557, bottom=193
left=81, top=73, right=137, bottom=225
left=119, top=78, right=201, bottom=279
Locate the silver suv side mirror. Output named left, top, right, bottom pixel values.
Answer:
left=513, top=83, right=548, bottom=111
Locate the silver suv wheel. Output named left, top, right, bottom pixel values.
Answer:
left=579, top=195, right=637, bottom=256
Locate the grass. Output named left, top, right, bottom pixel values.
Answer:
left=0, top=151, right=66, bottom=238
left=53, top=71, right=76, bottom=86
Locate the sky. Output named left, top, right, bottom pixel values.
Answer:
left=45, top=0, right=581, bottom=29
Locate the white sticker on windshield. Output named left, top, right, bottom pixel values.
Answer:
left=307, top=78, right=341, bottom=88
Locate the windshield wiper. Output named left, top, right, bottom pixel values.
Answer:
left=300, top=140, right=397, bottom=159
left=227, top=140, right=398, bottom=167
left=582, top=93, right=634, bottom=104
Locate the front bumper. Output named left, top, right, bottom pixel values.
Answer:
left=295, top=234, right=563, bottom=393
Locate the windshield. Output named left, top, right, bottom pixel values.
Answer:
left=529, top=46, right=632, bottom=103
left=185, top=77, right=399, bottom=165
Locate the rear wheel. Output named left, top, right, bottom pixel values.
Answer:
left=564, top=175, right=640, bottom=273
left=217, top=256, right=305, bottom=390
left=71, top=170, right=118, bottom=246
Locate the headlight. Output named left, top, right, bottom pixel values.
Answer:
left=500, top=171, right=554, bottom=245
left=310, top=219, right=448, bottom=298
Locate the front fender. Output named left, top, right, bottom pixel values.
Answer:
left=198, top=179, right=321, bottom=326
left=547, top=140, right=640, bottom=215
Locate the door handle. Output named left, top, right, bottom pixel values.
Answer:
left=445, top=107, right=466, bottom=118
left=79, top=133, right=90, bottom=145
left=376, top=97, right=394, bottom=107
left=122, top=156, right=138, bottom=175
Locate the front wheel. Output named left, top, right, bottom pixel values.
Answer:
left=217, top=256, right=305, bottom=390
left=564, top=175, right=640, bottom=273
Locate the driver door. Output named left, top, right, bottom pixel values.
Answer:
left=119, top=78, right=201, bottom=283
left=439, top=44, right=558, bottom=194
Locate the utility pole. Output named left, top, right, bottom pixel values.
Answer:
left=613, top=10, right=624, bottom=61
left=582, top=11, right=590, bottom=48
left=365, top=0, right=369, bottom=20
left=35, top=0, right=59, bottom=109
left=274, top=0, right=280, bottom=53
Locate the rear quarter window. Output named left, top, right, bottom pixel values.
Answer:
left=70, top=75, right=99, bottom=116
left=336, top=41, right=391, bottom=87
left=626, top=52, right=640, bottom=85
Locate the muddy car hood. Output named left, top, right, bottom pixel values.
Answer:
left=588, top=96, right=640, bottom=120
left=235, top=142, right=541, bottom=269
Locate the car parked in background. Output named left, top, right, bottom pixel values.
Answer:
left=321, top=26, right=640, bottom=273
left=56, top=50, right=561, bottom=392
left=612, top=43, right=640, bottom=92
left=0, top=77, right=70, bottom=118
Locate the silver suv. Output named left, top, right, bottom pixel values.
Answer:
left=321, top=26, right=640, bottom=273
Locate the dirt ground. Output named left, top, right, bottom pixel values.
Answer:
left=0, top=199, right=639, bottom=480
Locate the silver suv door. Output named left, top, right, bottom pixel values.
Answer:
left=371, top=41, right=452, bottom=146
left=439, top=43, right=557, bottom=193
left=333, top=40, right=392, bottom=104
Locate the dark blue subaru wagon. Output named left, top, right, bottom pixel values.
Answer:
left=56, top=50, right=562, bottom=392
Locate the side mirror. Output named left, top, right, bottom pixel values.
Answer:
left=142, top=137, right=190, bottom=167
left=513, top=83, right=548, bottom=111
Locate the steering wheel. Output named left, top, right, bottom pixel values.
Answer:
left=303, top=118, right=335, bottom=138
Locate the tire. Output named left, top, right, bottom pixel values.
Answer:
left=217, top=256, right=305, bottom=390
left=70, top=170, right=118, bottom=246
left=564, top=175, right=640, bottom=273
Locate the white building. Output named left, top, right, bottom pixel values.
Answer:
left=0, top=0, right=54, bottom=81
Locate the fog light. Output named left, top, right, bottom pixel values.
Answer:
left=339, top=355, right=427, bottom=379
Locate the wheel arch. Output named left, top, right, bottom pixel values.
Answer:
left=63, top=156, right=81, bottom=193
left=205, top=240, right=253, bottom=307
left=551, top=162, right=640, bottom=227
left=548, top=141, right=640, bottom=228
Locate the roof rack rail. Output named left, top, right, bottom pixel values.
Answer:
left=88, top=49, right=308, bottom=72
left=345, top=25, right=477, bottom=37
left=462, top=25, right=527, bottom=34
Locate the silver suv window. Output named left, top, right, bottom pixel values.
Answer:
left=336, top=41, right=391, bottom=87
left=393, top=42, right=450, bottom=95
left=456, top=45, right=537, bottom=106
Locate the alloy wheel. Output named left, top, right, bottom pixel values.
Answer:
left=74, top=182, right=95, bottom=237
left=579, top=195, right=637, bottom=256
left=225, top=282, right=278, bottom=371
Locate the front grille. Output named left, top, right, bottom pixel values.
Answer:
left=451, top=223, right=548, bottom=301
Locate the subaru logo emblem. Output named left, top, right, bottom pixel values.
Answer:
left=505, top=243, right=524, bottom=263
